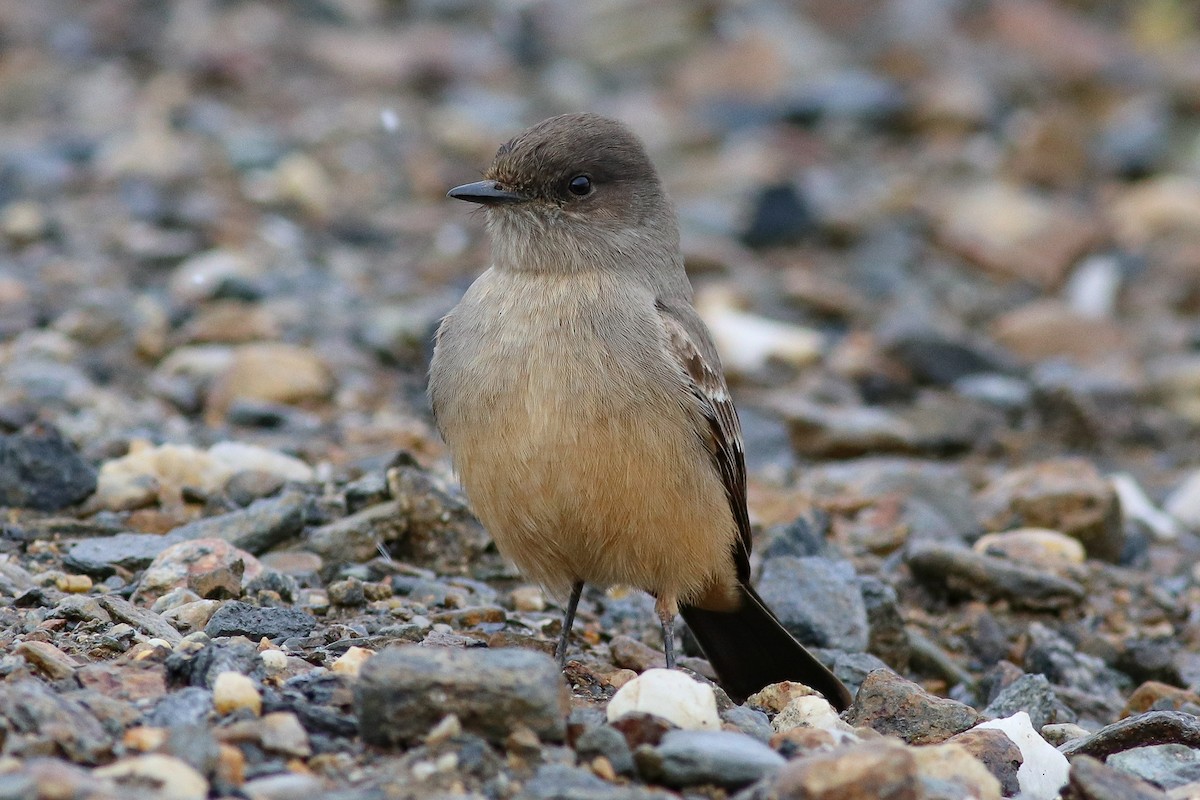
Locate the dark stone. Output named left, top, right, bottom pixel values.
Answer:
left=166, top=638, right=264, bottom=689
left=65, top=532, right=181, bottom=577
left=204, top=601, right=316, bottom=641
left=756, top=556, right=868, bottom=652
left=0, top=424, right=96, bottom=511
left=642, top=729, right=784, bottom=789
left=740, top=183, right=813, bottom=248
left=1117, top=638, right=1182, bottom=687
left=265, top=672, right=358, bottom=738
left=1060, top=711, right=1200, bottom=761
left=143, top=687, right=214, bottom=727
left=886, top=331, right=1016, bottom=387
left=354, top=645, right=568, bottom=746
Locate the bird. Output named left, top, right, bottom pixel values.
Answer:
left=427, top=112, right=852, bottom=709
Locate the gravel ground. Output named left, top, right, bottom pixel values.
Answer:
left=5, top=1, right=1200, bottom=798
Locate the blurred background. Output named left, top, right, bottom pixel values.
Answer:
left=4, top=0, right=1200, bottom=508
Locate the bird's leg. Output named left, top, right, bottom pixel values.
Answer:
left=655, top=597, right=678, bottom=670
left=555, top=581, right=584, bottom=668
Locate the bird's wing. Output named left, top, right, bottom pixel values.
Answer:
left=656, top=298, right=753, bottom=582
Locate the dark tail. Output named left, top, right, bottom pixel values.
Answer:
left=680, top=584, right=853, bottom=710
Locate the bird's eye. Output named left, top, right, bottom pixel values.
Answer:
left=567, top=175, right=593, bottom=196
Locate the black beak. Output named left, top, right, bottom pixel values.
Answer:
left=447, top=180, right=527, bottom=205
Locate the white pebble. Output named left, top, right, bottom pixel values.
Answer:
left=606, top=669, right=720, bottom=731
left=1112, top=472, right=1179, bottom=541
left=771, top=695, right=856, bottom=737
left=975, top=712, right=1069, bottom=800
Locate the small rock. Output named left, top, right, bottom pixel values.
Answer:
left=1111, top=473, right=1179, bottom=542
left=0, top=424, right=97, bottom=511
left=66, top=532, right=183, bottom=578
left=328, top=577, right=366, bottom=606
left=947, top=727, right=1024, bottom=796
left=0, top=679, right=112, bottom=763
left=747, top=681, right=822, bottom=715
left=258, top=711, right=311, bottom=756
left=973, top=528, right=1087, bottom=567
left=203, top=601, right=316, bottom=641
left=97, top=594, right=183, bottom=645
left=905, top=540, right=1085, bottom=609
left=1108, top=744, right=1200, bottom=790
left=16, top=640, right=81, bottom=681
left=76, top=663, right=167, bottom=704
left=160, top=599, right=221, bottom=633
left=94, top=754, right=208, bottom=800
left=771, top=695, right=852, bottom=735
left=1064, top=754, right=1169, bottom=800
left=984, top=673, right=1060, bottom=730
left=522, top=762, right=675, bottom=800
left=1024, top=622, right=1127, bottom=718
left=844, top=669, right=981, bottom=745
left=1123, top=682, right=1200, bottom=718
left=240, top=772, right=327, bottom=800
left=206, top=343, right=334, bottom=423
left=1164, top=470, right=1200, bottom=532
left=170, top=489, right=308, bottom=555
left=213, top=671, right=262, bottom=716
left=977, top=712, right=1071, bottom=800
left=331, top=646, right=374, bottom=677
left=90, top=440, right=311, bottom=512
left=143, top=686, right=214, bottom=728
left=644, top=729, right=784, bottom=789
left=607, top=669, right=721, bottom=732
left=721, top=705, right=773, bottom=742
left=910, top=742, right=1003, bottom=800
left=992, top=301, right=1129, bottom=366
left=56, top=574, right=93, bottom=593
left=767, top=396, right=916, bottom=458
left=756, top=556, right=869, bottom=652
left=696, top=287, right=823, bottom=374
left=739, top=183, right=814, bottom=249
left=355, top=645, right=569, bottom=746
left=136, top=538, right=263, bottom=604
left=1043, top=723, right=1091, bottom=748
left=930, top=182, right=1098, bottom=287
left=975, top=459, right=1124, bottom=562
left=575, top=725, right=635, bottom=776
left=511, top=585, right=547, bottom=612
left=770, top=738, right=922, bottom=799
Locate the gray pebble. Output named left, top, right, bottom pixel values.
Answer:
left=983, top=673, right=1059, bottom=730
left=757, top=556, right=869, bottom=652
left=354, top=645, right=569, bottom=746
left=642, top=729, right=784, bottom=789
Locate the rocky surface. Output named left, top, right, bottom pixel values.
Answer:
left=5, top=0, right=1200, bottom=797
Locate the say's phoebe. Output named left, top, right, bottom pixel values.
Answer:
left=428, top=113, right=852, bottom=709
